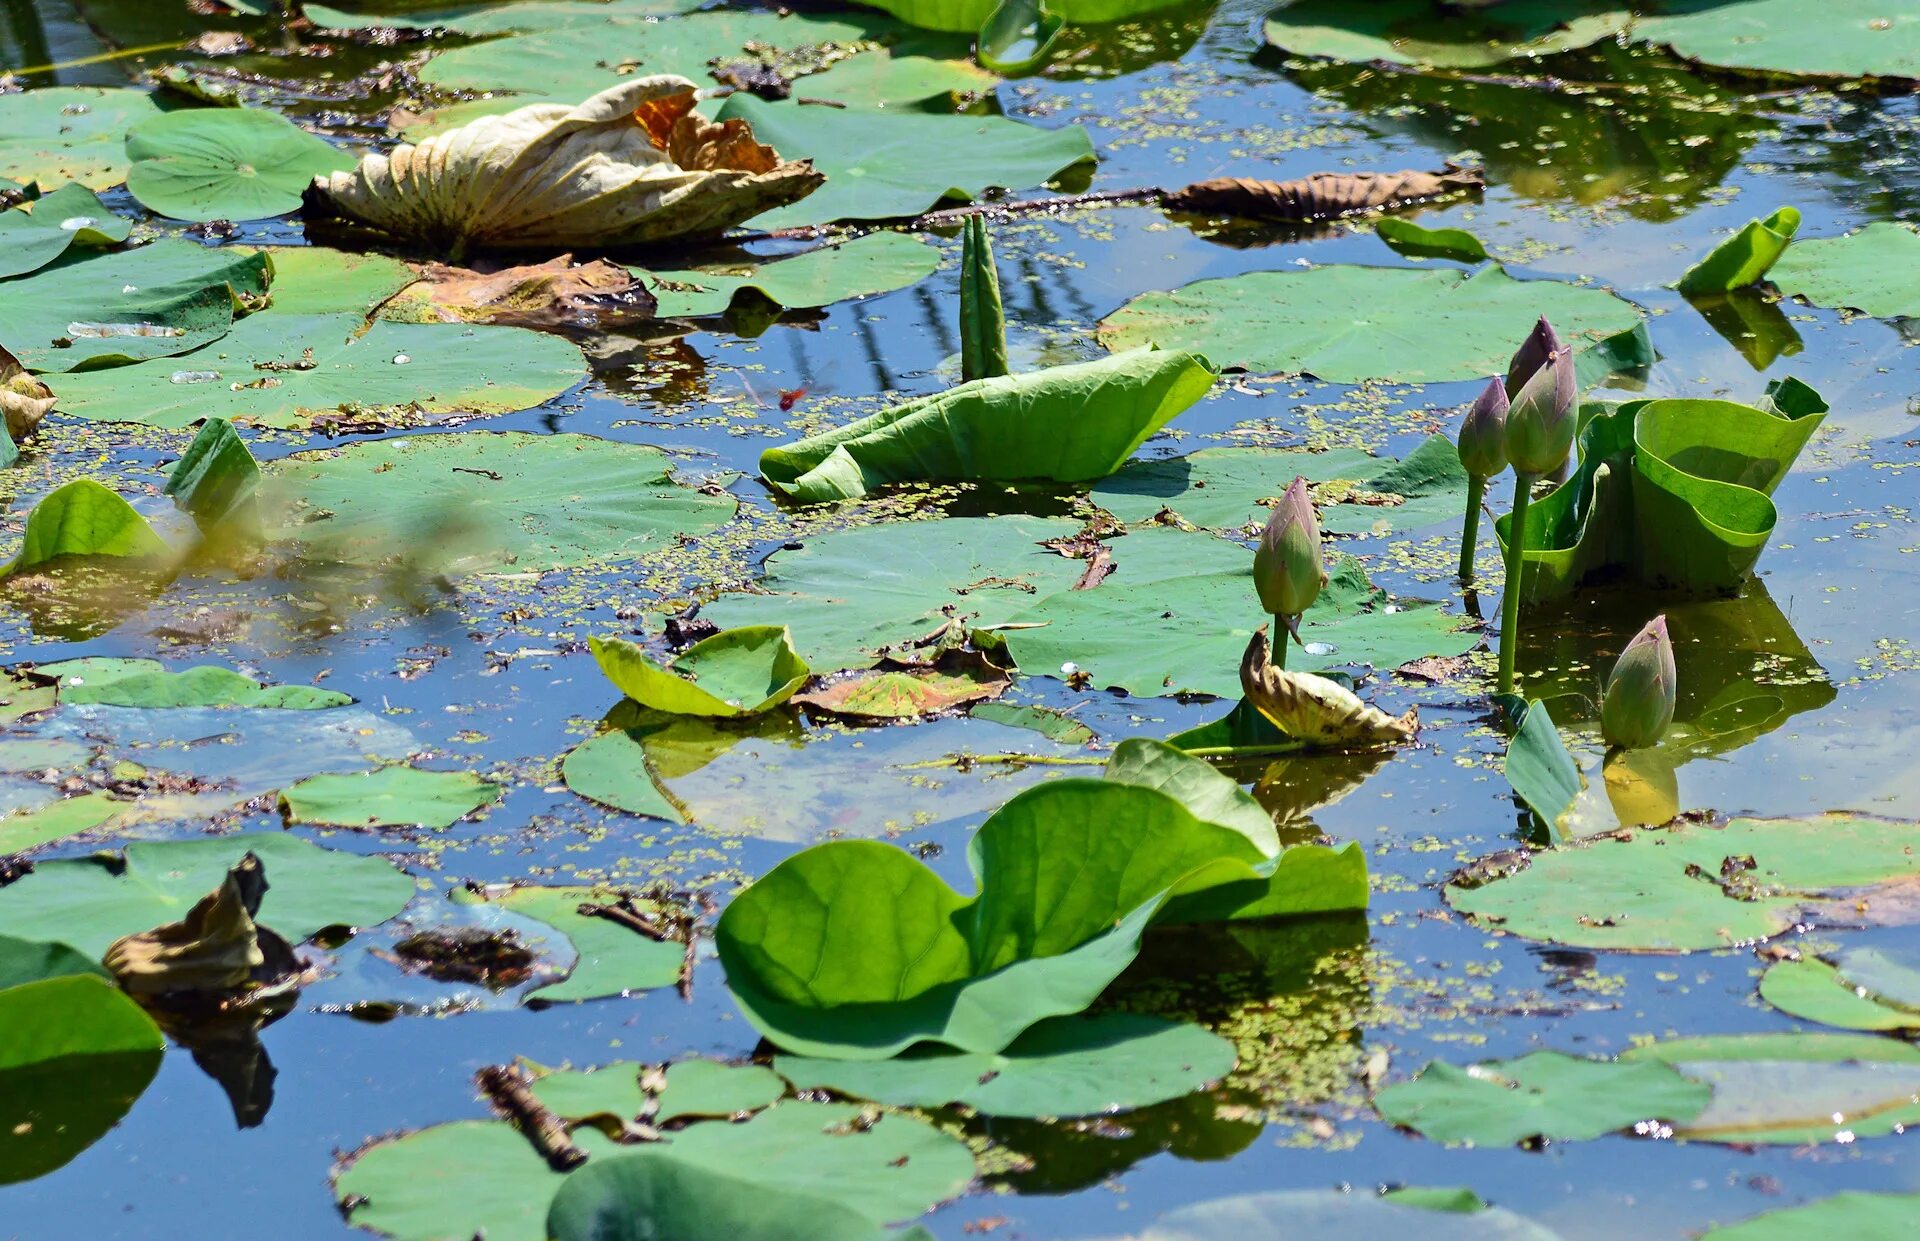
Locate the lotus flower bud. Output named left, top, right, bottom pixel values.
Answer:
left=1253, top=476, right=1326, bottom=618
left=1601, top=615, right=1676, bottom=750
left=1506, top=315, right=1562, bottom=398
left=1503, top=344, right=1576, bottom=478
left=1457, top=376, right=1510, bottom=479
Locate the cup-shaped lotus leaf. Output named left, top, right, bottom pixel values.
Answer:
left=305, top=75, right=822, bottom=252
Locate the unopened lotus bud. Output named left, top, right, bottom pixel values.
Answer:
left=1601, top=615, right=1676, bottom=750
left=1457, top=376, right=1510, bottom=479
left=1253, top=476, right=1326, bottom=618
left=1506, top=315, right=1561, bottom=397
left=1504, top=344, right=1576, bottom=478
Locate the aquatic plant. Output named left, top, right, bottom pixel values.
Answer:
left=1599, top=615, right=1676, bottom=750
left=1495, top=327, right=1578, bottom=697
left=1454, top=375, right=1508, bottom=582
left=1251, top=475, right=1325, bottom=667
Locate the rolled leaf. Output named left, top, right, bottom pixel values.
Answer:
left=959, top=215, right=1008, bottom=382
left=1238, top=628, right=1416, bottom=749
left=760, top=347, right=1216, bottom=502
left=305, top=76, right=822, bottom=253
left=1674, top=206, right=1801, bottom=295
left=976, top=0, right=1064, bottom=73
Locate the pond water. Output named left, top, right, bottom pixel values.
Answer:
left=1, top=1, right=1919, bottom=1238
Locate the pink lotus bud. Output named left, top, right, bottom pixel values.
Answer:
left=1457, top=376, right=1509, bottom=479
left=1504, top=344, right=1576, bottom=478
left=1601, top=615, right=1677, bottom=750
left=1253, top=475, right=1326, bottom=618
left=1506, top=315, right=1562, bottom=398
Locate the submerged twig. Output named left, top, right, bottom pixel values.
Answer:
left=894, top=753, right=1108, bottom=770
left=576, top=899, right=675, bottom=943
left=475, top=1064, right=584, bottom=1171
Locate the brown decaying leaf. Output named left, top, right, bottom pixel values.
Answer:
left=307, top=75, right=822, bottom=253
left=1394, top=653, right=1474, bottom=685
left=103, top=852, right=296, bottom=996
left=795, top=662, right=1010, bottom=720
left=0, top=343, right=54, bottom=440
left=1239, top=626, right=1418, bottom=749
left=1164, top=165, right=1484, bottom=223
left=395, top=255, right=652, bottom=327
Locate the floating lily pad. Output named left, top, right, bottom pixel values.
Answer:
left=590, top=629, right=810, bottom=718
left=1089, top=433, right=1465, bottom=536
left=1759, top=947, right=1920, bottom=1032
left=3, top=480, right=168, bottom=575
left=1374, top=1051, right=1710, bottom=1147
left=1262, top=0, right=1629, bottom=69
left=53, top=312, right=587, bottom=429
left=531, top=1059, right=788, bottom=1127
left=1770, top=223, right=1920, bottom=317
left=1699, top=1191, right=1920, bottom=1240
left=642, top=233, right=940, bottom=323
left=0, top=832, right=415, bottom=956
left=969, top=701, right=1096, bottom=744
left=0, top=184, right=130, bottom=280
left=0, top=239, right=270, bottom=372
left=280, top=766, right=501, bottom=830
left=0, top=792, right=121, bottom=854
left=1376, top=217, right=1488, bottom=262
left=855, top=0, right=1180, bottom=34
left=761, top=349, right=1215, bottom=502
left=165, top=416, right=262, bottom=537
left=794, top=663, right=1007, bottom=719
left=1636, top=0, right=1920, bottom=81
left=262, top=247, right=418, bottom=316
left=776, top=1012, right=1236, bottom=1117
left=1098, top=265, right=1642, bottom=383
left=34, top=657, right=350, bottom=709
left=702, top=515, right=1084, bottom=673
left=1447, top=814, right=1920, bottom=952
left=560, top=728, right=686, bottom=824
left=0, top=974, right=165, bottom=1186
left=125, top=107, right=354, bottom=223
left=1091, top=1188, right=1565, bottom=1240
left=1622, top=1032, right=1920, bottom=1144
left=0, top=88, right=169, bottom=189
left=305, top=0, right=698, bottom=33
left=457, top=884, right=684, bottom=1002
left=1000, top=531, right=1474, bottom=697
left=337, top=1102, right=969, bottom=1241
left=0, top=933, right=109, bottom=990
left=714, top=94, right=1096, bottom=228
left=260, top=432, right=736, bottom=575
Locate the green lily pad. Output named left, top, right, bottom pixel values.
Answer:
left=0, top=239, right=270, bottom=372
left=1698, top=1191, right=1920, bottom=1240
left=164, top=416, right=261, bottom=537
left=260, top=432, right=736, bottom=575
left=125, top=107, right=355, bottom=223
left=0, top=792, right=121, bottom=854
left=1770, top=222, right=1920, bottom=317
left=53, top=312, right=587, bottom=429
left=3, top=480, right=168, bottom=576
left=1374, top=1051, right=1710, bottom=1147
left=1493, top=383, right=1827, bottom=600
left=969, top=701, right=1096, bottom=744
left=717, top=765, right=1363, bottom=1057
left=1674, top=206, right=1800, bottom=294
left=854, top=0, right=1179, bottom=34
left=1446, top=814, right=1920, bottom=952
left=1759, top=946, right=1920, bottom=1032
left=338, top=1102, right=968, bottom=1241
left=0, top=934, right=109, bottom=990
left=1503, top=699, right=1581, bottom=831
left=34, top=657, right=350, bottom=709
left=0, top=88, right=169, bottom=190
left=457, top=884, right=684, bottom=1003
left=1089, top=433, right=1465, bottom=536
left=642, top=233, right=940, bottom=324
left=590, top=628, right=810, bottom=718
left=561, top=728, right=687, bottom=824
left=761, top=348, right=1215, bottom=502
left=702, top=515, right=1085, bottom=673
left=1000, top=531, right=1474, bottom=697
left=0, top=832, right=415, bottom=956
left=305, top=0, right=697, bottom=33
left=280, top=766, right=501, bottom=830
left=1261, top=0, right=1629, bottom=69
left=1622, top=1033, right=1920, bottom=1144
left=1636, top=0, right=1920, bottom=81
left=0, top=183, right=130, bottom=280
left=1103, top=736, right=1277, bottom=857
left=714, top=94, right=1097, bottom=228
left=531, top=1059, right=787, bottom=1127
left=0, top=974, right=164, bottom=1186
left=1092, top=1188, right=1565, bottom=1240
left=262, top=247, right=418, bottom=317
left=776, top=1012, right=1236, bottom=1117
left=1097, top=265, right=1642, bottom=383
left=1376, top=218, right=1488, bottom=262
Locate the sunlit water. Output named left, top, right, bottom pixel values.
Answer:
left=2, top=0, right=1919, bottom=1237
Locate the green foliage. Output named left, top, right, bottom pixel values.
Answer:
left=4, top=480, right=167, bottom=575
left=760, top=349, right=1214, bottom=502
left=1759, top=948, right=1920, bottom=1032
left=959, top=215, right=1008, bottom=381
left=0, top=88, right=167, bottom=189
left=1375, top=217, right=1489, bottom=262
left=640, top=233, right=939, bottom=325
left=0, top=183, right=129, bottom=280
left=35, top=656, right=350, bottom=708
left=1263, top=0, right=1627, bottom=69
left=589, top=628, right=810, bottom=717
left=1622, top=1033, right=1920, bottom=1144
left=279, top=766, right=501, bottom=829
left=1770, top=222, right=1920, bottom=316
left=1674, top=206, right=1800, bottom=294
left=164, top=417, right=261, bottom=538
left=1698, top=1192, right=1920, bottom=1240
left=455, top=884, right=684, bottom=1002
left=1374, top=1051, right=1710, bottom=1146
left=125, top=107, right=355, bottom=222
left=1097, top=265, right=1642, bottom=384
left=1502, top=700, right=1581, bottom=830
left=976, top=0, right=1064, bottom=73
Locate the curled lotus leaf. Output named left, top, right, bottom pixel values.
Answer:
left=0, top=344, right=53, bottom=441
left=1238, top=629, right=1416, bottom=749
left=306, top=76, right=821, bottom=255
left=102, top=853, right=294, bottom=997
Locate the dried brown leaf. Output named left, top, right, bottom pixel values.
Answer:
left=103, top=853, right=296, bottom=996
left=1164, top=165, right=1484, bottom=222
left=394, top=255, right=650, bottom=327
left=0, top=342, right=53, bottom=440
left=1239, top=626, right=1418, bottom=749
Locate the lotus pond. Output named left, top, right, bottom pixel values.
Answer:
left=2, top=1, right=1920, bottom=1238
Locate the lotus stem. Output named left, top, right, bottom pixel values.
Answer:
left=1272, top=615, right=1289, bottom=668
left=1459, top=473, right=1485, bottom=582
left=1496, top=473, right=1535, bottom=699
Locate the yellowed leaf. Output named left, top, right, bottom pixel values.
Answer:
left=0, top=343, right=53, bottom=440
left=103, top=853, right=293, bottom=996
left=1239, top=626, right=1417, bottom=749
